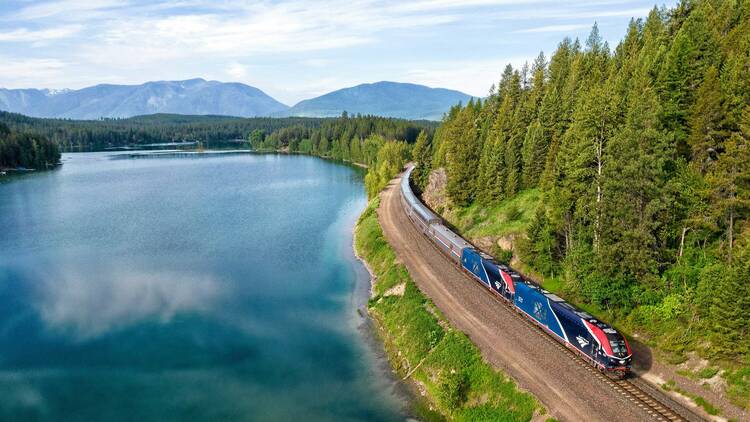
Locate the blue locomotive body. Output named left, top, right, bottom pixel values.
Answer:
left=513, top=282, right=567, bottom=341
left=461, top=248, right=513, bottom=300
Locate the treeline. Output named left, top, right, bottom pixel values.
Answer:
left=0, top=123, right=60, bottom=169
left=250, top=114, right=433, bottom=194
left=420, top=1, right=750, bottom=361
left=0, top=111, right=325, bottom=151
left=250, top=113, right=434, bottom=156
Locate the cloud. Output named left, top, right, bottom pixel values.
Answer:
left=0, top=25, right=82, bottom=42
left=487, top=6, right=651, bottom=21
left=0, top=57, right=69, bottom=87
left=226, top=62, right=249, bottom=79
left=403, top=56, right=531, bottom=97
left=514, top=23, right=593, bottom=33
left=0, top=0, right=655, bottom=98
left=34, top=267, right=225, bottom=340
left=8, top=0, right=130, bottom=21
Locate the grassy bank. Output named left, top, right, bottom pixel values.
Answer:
left=354, top=199, right=545, bottom=422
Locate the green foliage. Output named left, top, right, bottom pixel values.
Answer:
left=697, top=367, right=719, bottom=379
left=0, top=125, right=60, bottom=170
left=437, top=370, right=469, bottom=410
left=726, top=368, right=750, bottom=409
left=444, top=103, right=482, bottom=206
left=492, top=246, right=513, bottom=265
left=355, top=200, right=540, bottom=421
left=446, top=189, right=543, bottom=240
left=364, top=140, right=410, bottom=198
left=0, top=111, right=435, bottom=154
left=379, top=1, right=750, bottom=407
left=414, top=2, right=750, bottom=393
left=412, top=130, right=433, bottom=191
left=661, top=379, right=721, bottom=416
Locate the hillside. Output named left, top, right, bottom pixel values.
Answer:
left=0, top=79, right=289, bottom=119
left=413, top=1, right=750, bottom=414
left=280, top=81, right=474, bottom=121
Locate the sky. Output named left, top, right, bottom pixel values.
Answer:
left=0, top=0, right=663, bottom=105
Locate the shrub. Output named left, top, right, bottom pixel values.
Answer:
left=437, top=370, right=469, bottom=411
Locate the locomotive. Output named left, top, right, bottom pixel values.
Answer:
left=400, top=165, right=632, bottom=376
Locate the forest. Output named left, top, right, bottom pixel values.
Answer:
left=411, top=0, right=750, bottom=398
left=0, top=112, right=325, bottom=151
left=0, top=122, right=60, bottom=170
left=0, top=110, right=435, bottom=158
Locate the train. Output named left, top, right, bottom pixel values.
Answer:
left=399, top=164, right=632, bottom=377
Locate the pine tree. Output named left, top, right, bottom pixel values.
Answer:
left=598, top=73, right=671, bottom=288
left=710, top=230, right=750, bottom=359
left=688, top=66, right=726, bottom=172
left=659, top=0, right=720, bottom=157
left=706, top=117, right=750, bottom=264
left=521, top=53, right=548, bottom=188
left=412, top=130, right=432, bottom=190
left=446, top=103, right=481, bottom=206
left=520, top=120, right=545, bottom=187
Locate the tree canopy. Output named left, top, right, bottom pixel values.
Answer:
left=423, top=0, right=750, bottom=363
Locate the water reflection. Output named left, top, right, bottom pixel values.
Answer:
left=0, top=152, right=405, bottom=421
left=33, top=267, right=224, bottom=340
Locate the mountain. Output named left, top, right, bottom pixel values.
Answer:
left=0, top=79, right=289, bottom=120
left=280, top=81, right=475, bottom=121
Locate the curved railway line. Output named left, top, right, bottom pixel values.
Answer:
left=382, top=169, right=707, bottom=422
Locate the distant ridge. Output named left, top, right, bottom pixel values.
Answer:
left=0, top=79, right=289, bottom=120
left=0, top=79, right=475, bottom=121
left=279, top=81, right=474, bottom=121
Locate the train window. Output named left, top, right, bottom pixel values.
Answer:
left=609, top=340, right=628, bottom=356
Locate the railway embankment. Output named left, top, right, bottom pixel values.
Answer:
left=354, top=197, right=548, bottom=422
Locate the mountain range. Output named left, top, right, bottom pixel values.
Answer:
left=276, top=81, right=474, bottom=120
left=0, top=79, right=473, bottom=121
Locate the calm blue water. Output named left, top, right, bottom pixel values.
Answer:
left=0, top=152, right=407, bottom=421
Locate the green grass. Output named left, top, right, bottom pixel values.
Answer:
left=445, top=189, right=543, bottom=239
left=355, top=199, right=542, bottom=421
left=661, top=380, right=721, bottom=416
left=725, top=368, right=750, bottom=410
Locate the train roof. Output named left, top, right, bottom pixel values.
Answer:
left=401, top=166, right=440, bottom=223
left=516, top=279, right=617, bottom=331
left=432, top=223, right=472, bottom=250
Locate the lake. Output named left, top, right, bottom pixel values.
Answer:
left=0, top=152, right=408, bottom=421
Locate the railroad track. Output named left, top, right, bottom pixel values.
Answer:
left=399, top=191, right=706, bottom=422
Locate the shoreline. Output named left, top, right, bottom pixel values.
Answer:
left=351, top=211, right=433, bottom=422
left=353, top=198, right=543, bottom=421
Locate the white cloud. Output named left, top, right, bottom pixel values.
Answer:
left=0, top=57, right=68, bottom=87
left=489, top=6, right=650, bottom=21
left=391, top=0, right=536, bottom=13
left=226, top=62, right=249, bottom=79
left=403, top=56, right=531, bottom=97
left=35, top=268, right=225, bottom=340
left=0, top=0, right=655, bottom=99
left=515, top=23, right=592, bottom=33
left=9, top=0, right=130, bottom=21
left=0, top=25, right=82, bottom=42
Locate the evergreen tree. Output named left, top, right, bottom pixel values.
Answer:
left=446, top=103, right=481, bottom=206
left=412, top=130, right=432, bottom=190
left=706, top=113, right=750, bottom=264
left=659, top=1, right=720, bottom=157
left=688, top=66, right=726, bottom=172
left=710, top=230, right=750, bottom=359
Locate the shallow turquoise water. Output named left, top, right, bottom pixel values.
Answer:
left=0, top=152, right=406, bottom=421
